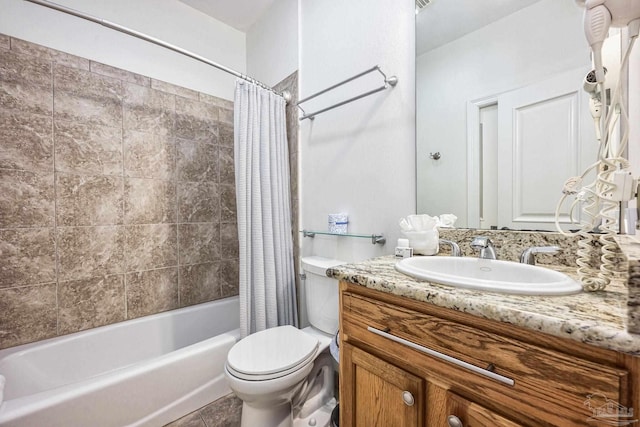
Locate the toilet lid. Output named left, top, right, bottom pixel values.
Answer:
left=227, top=325, right=319, bottom=379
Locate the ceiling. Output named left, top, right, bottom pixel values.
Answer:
left=416, top=0, right=544, bottom=56
left=179, top=0, right=545, bottom=52
left=179, top=0, right=276, bottom=32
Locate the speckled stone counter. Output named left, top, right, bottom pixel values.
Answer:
left=615, top=235, right=640, bottom=335
left=328, top=255, right=640, bottom=355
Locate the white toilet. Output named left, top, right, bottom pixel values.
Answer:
left=224, top=256, right=344, bottom=427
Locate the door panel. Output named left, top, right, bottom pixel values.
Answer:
left=341, top=342, right=424, bottom=427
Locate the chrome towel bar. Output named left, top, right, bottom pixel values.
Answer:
left=297, top=65, right=397, bottom=121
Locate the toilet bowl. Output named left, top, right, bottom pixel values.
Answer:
left=224, top=256, right=344, bottom=427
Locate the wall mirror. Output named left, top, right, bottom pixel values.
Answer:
left=415, top=0, right=624, bottom=230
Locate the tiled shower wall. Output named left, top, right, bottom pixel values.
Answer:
left=0, top=35, right=240, bottom=349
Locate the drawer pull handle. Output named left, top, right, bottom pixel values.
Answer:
left=402, top=391, right=414, bottom=406
left=447, top=415, right=464, bottom=427
left=367, top=326, right=515, bottom=386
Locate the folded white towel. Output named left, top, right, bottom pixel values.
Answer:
left=437, top=213, right=458, bottom=228
left=0, top=374, right=5, bottom=405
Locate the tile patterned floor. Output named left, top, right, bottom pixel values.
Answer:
left=164, top=393, right=242, bottom=427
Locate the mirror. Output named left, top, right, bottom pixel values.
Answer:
left=415, top=0, right=623, bottom=230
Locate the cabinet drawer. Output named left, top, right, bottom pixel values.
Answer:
left=341, top=291, right=629, bottom=426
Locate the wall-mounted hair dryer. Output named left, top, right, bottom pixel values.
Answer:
left=576, top=0, right=640, bottom=82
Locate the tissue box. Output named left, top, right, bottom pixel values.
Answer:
left=403, top=230, right=439, bottom=255
left=328, top=213, right=348, bottom=234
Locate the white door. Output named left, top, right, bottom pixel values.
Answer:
left=496, top=67, right=597, bottom=231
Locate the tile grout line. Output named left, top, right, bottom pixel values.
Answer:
left=50, top=52, right=61, bottom=338
left=120, top=76, right=128, bottom=321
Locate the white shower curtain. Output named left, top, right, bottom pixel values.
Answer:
left=234, top=80, right=298, bottom=338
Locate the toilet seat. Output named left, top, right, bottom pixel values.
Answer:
left=226, top=325, right=319, bottom=381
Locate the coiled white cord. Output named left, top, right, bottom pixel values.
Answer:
left=555, top=34, right=637, bottom=291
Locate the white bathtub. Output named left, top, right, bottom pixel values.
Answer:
left=0, top=296, right=240, bottom=427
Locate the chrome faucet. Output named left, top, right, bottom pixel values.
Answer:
left=439, top=239, right=461, bottom=256
left=520, top=246, right=561, bottom=265
left=470, top=236, right=497, bottom=260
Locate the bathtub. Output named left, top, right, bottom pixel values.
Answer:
left=0, top=296, right=240, bottom=427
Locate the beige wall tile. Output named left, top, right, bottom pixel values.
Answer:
left=219, top=260, right=239, bottom=298
left=199, top=93, right=233, bottom=109
left=0, top=48, right=52, bottom=87
left=90, top=61, right=150, bottom=86
left=176, top=138, right=219, bottom=182
left=218, top=123, right=234, bottom=147
left=56, top=173, right=124, bottom=226
left=177, top=181, right=219, bottom=223
left=58, top=275, right=125, bottom=334
left=0, top=169, right=54, bottom=227
left=125, top=224, right=178, bottom=272
left=220, top=223, right=239, bottom=260
left=220, top=184, right=237, bottom=223
left=57, top=226, right=125, bottom=281
left=54, top=120, right=123, bottom=176
left=123, top=130, right=176, bottom=180
left=151, top=79, right=198, bottom=100
left=0, top=228, right=56, bottom=288
left=54, top=91, right=122, bottom=128
left=126, top=267, right=179, bottom=319
left=175, top=96, right=219, bottom=141
left=11, top=37, right=89, bottom=70
left=123, top=83, right=175, bottom=136
left=218, top=146, right=234, bottom=184
left=178, top=223, right=219, bottom=265
left=54, top=64, right=123, bottom=100
left=218, top=108, right=233, bottom=124
left=124, top=178, right=177, bottom=224
left=0, top=283, right=57, bottom=348
left=0, top=110, right=53, bottom=172
left=0, top=36, right=244, bottom=350
left=179, top=262, right=220, bottom=307
left=0, top=49, right=52, bottom=116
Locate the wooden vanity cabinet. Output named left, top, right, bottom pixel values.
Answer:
left=339, top=281, right=639, bottom=427
left=341, top=342, right=424, bottom=426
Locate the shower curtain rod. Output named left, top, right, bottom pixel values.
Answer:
left=24, top=0, right=291, bottom=102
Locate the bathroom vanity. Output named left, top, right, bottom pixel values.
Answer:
left=331, top=255, right=640, bottom=427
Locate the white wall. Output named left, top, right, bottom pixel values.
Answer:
left=299, top=0, right=416, bottom=262
left=0, top=0, right=246, bottom=100
left=246, top=0, right=298, bottom=86
left=416, top=0, right=589, bottom=227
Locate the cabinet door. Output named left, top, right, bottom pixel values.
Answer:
left=341, top=342, right=424, bottom=427
left=446, top=391, right=525, bottom=427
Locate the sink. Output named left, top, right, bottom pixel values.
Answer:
left=394, top=257, right=582, bottom=296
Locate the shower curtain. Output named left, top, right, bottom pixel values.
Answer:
left=234, top=80, right=298, bottom=338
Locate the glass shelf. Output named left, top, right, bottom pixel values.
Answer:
left=300, top=230, right=386, bottom=245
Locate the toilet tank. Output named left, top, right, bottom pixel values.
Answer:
left=301, top=256, right=345, bottom=335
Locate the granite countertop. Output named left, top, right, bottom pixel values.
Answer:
left=328, top=255, right=640, bottom=356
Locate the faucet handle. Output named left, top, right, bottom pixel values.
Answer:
left=520, top=246, right=561, bottom=265
left=470, top=236, right=497, bottom=260
left=470, top=236, right=492, bottom=249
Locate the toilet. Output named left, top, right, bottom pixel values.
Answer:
left=224, top=256, right=344, bottom=427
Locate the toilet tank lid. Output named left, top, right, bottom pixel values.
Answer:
left=301, top=256, right=346, bottom=276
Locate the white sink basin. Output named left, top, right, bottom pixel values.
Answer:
left=395, top=257, right=582, bottom=296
